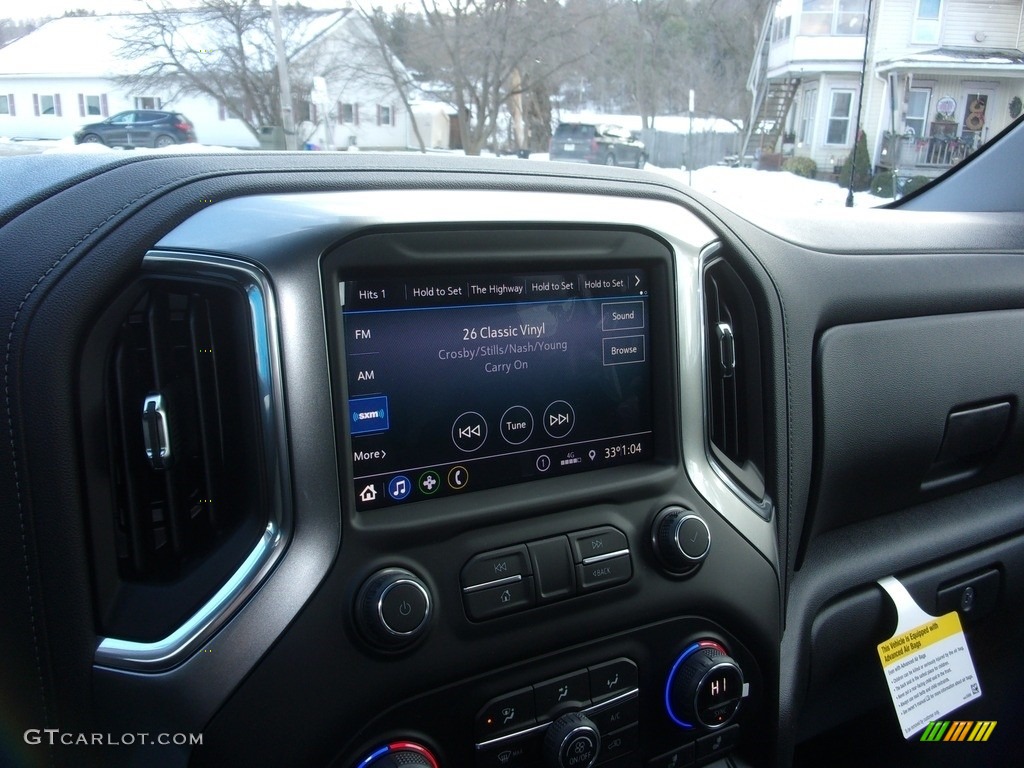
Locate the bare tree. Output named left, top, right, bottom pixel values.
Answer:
left=686, top=0, right=770, bottom=129
left=116, top=0, right=351, bottom=141
left=411, top=0, right=590, bottom=155
left=353, top=4, right=428, bottom=152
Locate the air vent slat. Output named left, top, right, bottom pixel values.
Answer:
left=704, top=256, right=768, bottom=507
left=83, top=275, right=271, bottom=643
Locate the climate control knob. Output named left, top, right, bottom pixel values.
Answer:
left=666, top=642, right=744, bottom=729
left=543, top=712, right=601, bottom=768
left=652, top=507, right=710, bottom=574
left=355, top=568, right=433, bottom=650
left=355, top=741, right=439, bottom=768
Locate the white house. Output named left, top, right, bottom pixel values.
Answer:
left=0, top=10, right=418, bottom=151
left=747, top=0, right=1024, bottom=177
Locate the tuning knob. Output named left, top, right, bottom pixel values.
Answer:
left=666, top=642, right=744, bottom=730
left=355, top=568, right=433, bottom=650
left=652, top=507, right=710, bottom=574
left=543, top=712, right=601, bottom=768
left=355, top=741, right=439, bottom=768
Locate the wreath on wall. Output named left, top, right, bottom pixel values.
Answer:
left=1010, top=96, right=1023, bottom=119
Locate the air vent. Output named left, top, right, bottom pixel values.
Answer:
left=81, top=269, right=275, bottom=650
left=703, top=255, right=768, bottom=507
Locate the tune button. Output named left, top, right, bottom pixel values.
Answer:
left=652, top=507, right=711, bottom=575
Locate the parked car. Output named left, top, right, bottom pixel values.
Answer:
left=549, top=121, right=646, bottom=167
left=73, top=110, right=198, bottom=149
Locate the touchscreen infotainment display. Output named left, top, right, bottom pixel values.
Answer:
left=342, top=269, right=653, bottom=510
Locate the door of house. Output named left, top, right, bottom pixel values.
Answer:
left=960, top=91, right=993, bottom=151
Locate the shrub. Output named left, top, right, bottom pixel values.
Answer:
left=757, top=152, right=784, bottom=171
left=870, top=172, right=934, bottom=198
left=838, top=127, right=872, bottom=191
left=782, top=156, right=818, bottom=179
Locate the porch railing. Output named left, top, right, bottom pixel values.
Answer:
left=881, top=134, right=975, bottom=170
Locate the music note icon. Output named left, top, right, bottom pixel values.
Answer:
left=388, top=475, right=412, bottom=500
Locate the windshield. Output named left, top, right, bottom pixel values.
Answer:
left=1, top=0, right=1021, bottom=213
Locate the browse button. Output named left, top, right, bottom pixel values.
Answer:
left=602, top=335, right=645, bottom=366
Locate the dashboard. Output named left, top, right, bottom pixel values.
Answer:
left=2, top=133, right=1024, bottom=768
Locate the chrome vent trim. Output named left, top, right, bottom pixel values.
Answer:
left=699, top=244, right=772, bottom=520
left=95, top=253, right=290, bottom=672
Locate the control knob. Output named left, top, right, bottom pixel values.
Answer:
left=652, top=507, right=710, bottom=575
left=543, top=712, right=601, bottom=768
left=666, top=642, right=744, bottom=729
left=355, top=568, right=433, bottom=650
left=355, top=741, right=439, bottom=768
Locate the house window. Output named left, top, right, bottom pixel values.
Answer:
left=34, top=93, right=62, bottom=116
left=799, top=88, right=817, bottom=143
left=825, top=89, right=854, bottom=145
left=378, top=105, right=393, bottom=126
left=78, top=94, right=106, bottom=117
left=800, top=0, right=866, bottom=36
left=0, top=94, right=13, bottom=116
left=339, top=102, right=357, bottom=124
left=771, top=9, right=792, bottom=44
left=905, top=88, right=930, bottom=138
left=912, top=0, right=941, bottom=45
left=134, top=96, right=162, bottom=109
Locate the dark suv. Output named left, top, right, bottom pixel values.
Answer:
left=549, top=121, right=646, bottom=167
left=74, top=110, right=198, bottom=149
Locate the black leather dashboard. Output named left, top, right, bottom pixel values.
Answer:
left=2, top=146, right=1024, bottom=768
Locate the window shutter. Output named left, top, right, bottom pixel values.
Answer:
left=78, top=93, right=85, bottom=117
left=54, top=94, right=62, bottom=117
left=376, top=104, right=381, bottom=126
left=337, top=100, right=343, bottom=123
left=9, top=94, right=15, bottom=117
left=218, top=101, right=226, bottom=121
left=101, top=94, right=108, bottom=116
left=355, top=103, right=359, bottom=125
left=33, top=94, right=40, bottom=116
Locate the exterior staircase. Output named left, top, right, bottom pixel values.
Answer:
left=741, top=13, right=800, bottom=161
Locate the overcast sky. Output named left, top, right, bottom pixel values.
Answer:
left=9, top=1, right=406, bottom=24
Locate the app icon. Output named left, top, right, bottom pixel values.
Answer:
left=419, top=471, right=441, bottom=495
left=388, top=475, right=412, bottom=501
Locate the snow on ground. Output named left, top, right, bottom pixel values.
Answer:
left=1, top=138, right=891, bottom=209
left=646, top=164, right=889, bottom=209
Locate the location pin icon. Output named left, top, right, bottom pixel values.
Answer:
left=589, top=450, right=597, bottom=460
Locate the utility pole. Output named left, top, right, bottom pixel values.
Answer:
left=271, top=0, right=296, bottom=150
left=688, top=89, right=694, bottom=186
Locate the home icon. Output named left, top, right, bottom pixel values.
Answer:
left=359, top=484, right=377, bottom=502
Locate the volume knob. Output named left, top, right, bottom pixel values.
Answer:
left=355, top=568, right=432, bottom=650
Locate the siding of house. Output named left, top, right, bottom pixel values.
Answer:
left=871, top=0, right=916, bottom=56
left=943, top=0, right=1021, bottom=49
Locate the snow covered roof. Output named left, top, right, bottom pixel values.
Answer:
left=875, top=47, right=1024, bottom=74
left=0, top=10, right=348, bottom=79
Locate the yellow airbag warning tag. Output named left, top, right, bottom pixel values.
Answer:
left=877, top=576, right=982, bottom=739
